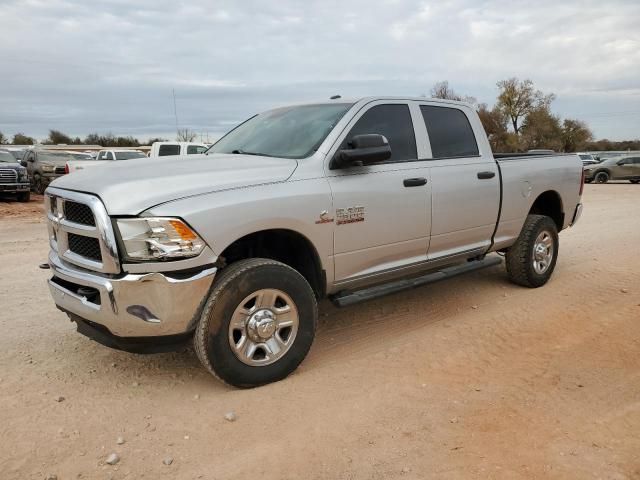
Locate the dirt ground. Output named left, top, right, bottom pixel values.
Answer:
left=0, top=184, right=639, bottom=480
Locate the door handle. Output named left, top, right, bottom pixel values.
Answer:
left=403, top=177, right=427, bottom=187
left=477, top=171, right=496, bottom=179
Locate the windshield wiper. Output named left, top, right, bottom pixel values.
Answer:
left=230, top=149, right=275, bottom=158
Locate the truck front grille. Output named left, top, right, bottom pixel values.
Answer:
left=0, top=169, right=18, bottom=184
left=45, top=188, right=120, bottom=274
left=68, top=233, right=102, bottom=261
left=64, top=201, right=96, bottom=226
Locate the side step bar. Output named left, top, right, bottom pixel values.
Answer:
left=331, top=256, right=502, bottom=308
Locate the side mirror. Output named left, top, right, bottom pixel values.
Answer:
left=331, top=134, right=392, bottom=169
left=20, top=160, right=27, bottom=167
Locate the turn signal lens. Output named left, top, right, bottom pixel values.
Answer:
left=169, top=219, right=197, bottom=241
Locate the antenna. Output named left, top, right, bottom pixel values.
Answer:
left=172, top=89, right=179, bottom=135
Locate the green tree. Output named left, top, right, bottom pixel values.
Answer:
left=496, top=78, right=555, bottom=135
left=145, top=137, right=167, bottom=145
left=520, top=107, right=562, bottom=151
left=12, top=133, right=34, bottom=145
left=476, top=103, right=512, bottom=152
left=45, top=129, right=73, bottom=145
left=561, top=119, right=593, bottom=152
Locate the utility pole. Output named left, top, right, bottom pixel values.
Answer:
left=172, top=89, right=179, bottom=137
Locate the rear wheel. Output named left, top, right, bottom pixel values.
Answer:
left=594, top=171, right=609, bottom=184
left=506, top=214, right=559, bottom=288
left=194, top=258, right=317, bottom=387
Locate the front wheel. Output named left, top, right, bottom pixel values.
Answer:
left=17, top=191, right=30, bottom=202
left=34, top=175, right=47, bottom=194
left=506, top=214, right=559, bottom=288
left=194, top=258, right=318, bottom=387
left=594, top=171, right=609, bottom=184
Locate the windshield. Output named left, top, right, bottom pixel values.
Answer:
left=39, top=152, right=75, bottom=162
left=0, top=151, right=17, bottom=163
left=207, top=103, right=353, bottom=159
left=579, top=154, right=593, bottom=161
left=10, top=150, right=25, bottom=160
left=115, top=151, right=147, bottom=160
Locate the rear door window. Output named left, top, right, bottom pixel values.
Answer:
left=105, top=152, right=114, bottom=160
left=341, top=104, right=417, bottom=163
left=158, top=144, right=181, bottom=156
left=420, top=105, right=479, bottom=159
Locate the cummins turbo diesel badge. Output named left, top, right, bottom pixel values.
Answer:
left=336, top=206, right=365, bottom=225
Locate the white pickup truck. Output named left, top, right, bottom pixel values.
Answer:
left=44, top=97, right=583, bottom=387
left=149, top=142, right=208, bottom=157
left=66, top=149, right=147, bottom=173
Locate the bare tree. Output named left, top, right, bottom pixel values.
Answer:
left=430, top=80, right=477, bottom=104
left=496, top=78, right=555, bottom=135
left=176, top=128, right=197, bottom=142
left=0, top=131, right=7, bottom=144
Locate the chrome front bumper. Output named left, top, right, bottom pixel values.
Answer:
left=48, top=251, right=216, bottom=337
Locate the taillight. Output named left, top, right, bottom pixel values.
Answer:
left=579, top=168, right=585, bottom=195
left=64, top=163, right=69, bottom=174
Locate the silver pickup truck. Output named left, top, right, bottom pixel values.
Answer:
left=44, top=97, right=584, bottom=387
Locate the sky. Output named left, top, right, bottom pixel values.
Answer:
left=0, top=0, right=639, bottom=142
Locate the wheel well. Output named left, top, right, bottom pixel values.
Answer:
left=529, top=191, right=564, bottom=230
left=218, top=229, right=325, bottom=298
left=593, top=168, right=610, bottom=176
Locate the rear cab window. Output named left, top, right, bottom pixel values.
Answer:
left=419, top=105, right=479, bottom=159
left=158, top=144, right=181, bottom=156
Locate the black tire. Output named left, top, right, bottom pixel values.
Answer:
left=34, top=175, right=46, bottom=194
left=506, top=214, right=559, bottom=288
left=594, top=171, right=609, bottom=184
left=17, top=191, right=30, bottom=202
left=194, top=258, right=318, bottom=387
left=630, top=179, right=640, bottom=184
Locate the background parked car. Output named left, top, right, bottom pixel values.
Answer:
left=584, top=156, right=640, bottom=183
left=578, top=153, right=599, bottom=166
left=0, top=149, right=31, bottom=201
left=21, top=149, right=72, bottom=193
left=66, top=149, right=147, bottom=173
left=149, top=141, right=208, bottom=157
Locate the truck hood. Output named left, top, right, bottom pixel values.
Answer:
left=50, top=153, right=298, bottom=215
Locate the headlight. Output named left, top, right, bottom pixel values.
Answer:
left=116, top=217, right=206, bottom=261
left=41, top=164, right=55, bottom=173
left=18, top=169, right=28, bottom=181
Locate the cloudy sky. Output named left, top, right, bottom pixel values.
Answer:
left=1, top=0, right=639, bottom=142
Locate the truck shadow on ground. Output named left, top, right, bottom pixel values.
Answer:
left=60, top=263, right=514, bottom=391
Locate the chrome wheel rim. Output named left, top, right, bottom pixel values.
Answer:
left=228, top=289, right=299, bottom=366
left=532, top=230, right=554, bottom=275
